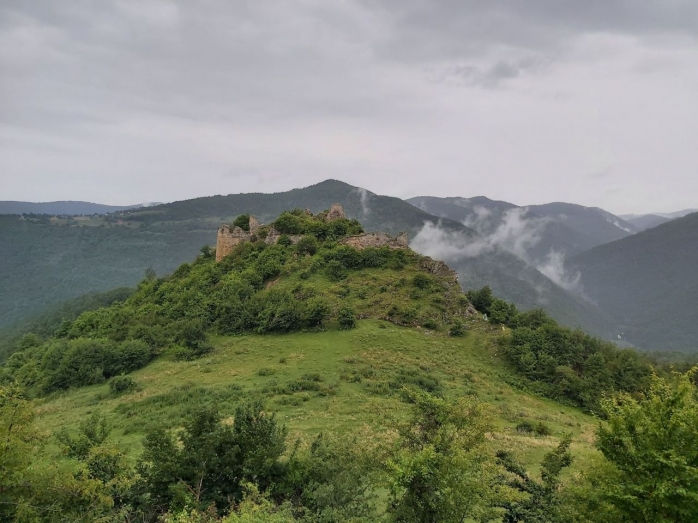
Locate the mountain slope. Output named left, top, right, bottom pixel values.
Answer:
left=569, top=212, right=698, bottom=350
left=621, top=214, right=673, bottom=232
left=527, top=202, right=637, bottom=241
left=0, top=180, right=609, bottom=337
left=0, top=201, right=152, bottom=215
left=409, top=196, right=591, bottom=264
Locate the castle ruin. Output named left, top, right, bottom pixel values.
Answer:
left=215, top=204, right=409, bottom=261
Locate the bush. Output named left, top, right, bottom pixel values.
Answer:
left=338, top=307, right=357, bottom=330
left=277, top=234, right=292, bottom=246
left=412, top=273, right=432, bottom=290
left=516, top=420, right=552, bottom=437
left=449, top=320, right=467, bottom=337
left=233, top=214, right=251, bottom=231
left=422, top=318, right=438, bottom=330
left=296, top=236, right=318, bottom=256
left=109, top=375, right=137, bottom=395
left=325, top=261, right=348, bottom=282
left=273, top=213, right=304, bottom=234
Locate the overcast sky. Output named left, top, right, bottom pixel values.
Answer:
left=1, top=1, right=697, bottom=214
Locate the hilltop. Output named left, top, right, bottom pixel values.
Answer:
left=0, top=180, right=610, bottom=342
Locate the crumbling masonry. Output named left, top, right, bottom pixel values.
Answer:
left=216, top=204, right=409, bottom=262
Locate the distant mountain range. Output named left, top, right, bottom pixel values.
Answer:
left=620, top=209, right=697, bottom=232
left=569, top=211, right=698, bottom=350
left=0, top=181, right=695, bottom=351
left=0, top=201, right=161, bottom=215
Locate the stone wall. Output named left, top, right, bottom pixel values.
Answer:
left=340, top=232, right=409, bottom=250
left=215, top=224, right=251, bottom=261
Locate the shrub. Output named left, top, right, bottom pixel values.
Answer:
left=467, top=286, right=494, bottom=313
left=338, top=307, right=357, bottom=330
left=277, top=234, right=292, bottom=246
left=258, top=367, right=277, bottom=377
left=412, top=273, right=432, bottom=290
left=304, top=298, right=330, bottom=328
left=516, top=420, right=552, bottom=437
left=449, top=320, right=467, bottom=337
left=296, top=235, right=318, bottom=256
left=325, top=261, right=348, bottom=282
left=109, top=375, right=137, bottom=395
left=422, top=318, right=438, bottom=330
left=273, top=213, right=304, bottom=234
left=233, top=214, right=251, bottom=231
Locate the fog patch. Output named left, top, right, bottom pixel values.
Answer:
left=353, top=187, right=371, bottom=217
left=411, top=210, right=585, bottom=296
left=537, top=250, right=582, bottom=293
left=410, top=221, right=493, bottom=261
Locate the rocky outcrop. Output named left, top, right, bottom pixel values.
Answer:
left=325, top=203, right=346, bottom=222
left=420, top=257, right=459, bottom=286
left=340, top=232, right=409, bottom=250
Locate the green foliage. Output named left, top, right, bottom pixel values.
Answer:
left=324, top=260, right=347, bottom=282
left=337, top=307, right=356, bottom=330
left=109, top=375, right=137, bottom=395
left=0, top=386, right=117, bottom=521
left=138, top=401, right=287, bottom=515
left=295, top=235, right=318, bottom=256
left=6, top=337, right=154, bottom=394
left=467, top=285, right=494, bottom=313
left=233, top=214, right=251, bottom=232
left=0, top=287, right=134, bottom=363
left=595, top=370, right=698, bottom=522
left=515, top=420, right=552, bottom=437
left=502, top=318, right=653, bottom=412
left=56, top=411, right=111, bottom=460
left=386, top=389, right=503, bottom=523
left=449, top=320, right=466, bottom=337
left=282, top=434, right=378, bottom=522
left=412, top=273, right=432, bottom=290
left=497, top=435, right=573, bottom=522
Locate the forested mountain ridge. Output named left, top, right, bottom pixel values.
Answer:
left=569, top=211, right=698, bottom=350
left=0, top=200, right=153, bottom=215
left=1, top=205, right=669, bottom=522
left=0, top=180, right=610, bottom=339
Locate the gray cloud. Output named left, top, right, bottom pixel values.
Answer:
left=1, top=1, right=697, bottom=213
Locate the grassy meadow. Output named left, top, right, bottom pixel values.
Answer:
left=35, top=320, right=598, bottom=475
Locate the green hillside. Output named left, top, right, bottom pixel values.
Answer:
left=0, top=206, right=672, bottom=522
left=0, top=180, right=611, bottom=341
left=569, top=212, right=698, bottom=350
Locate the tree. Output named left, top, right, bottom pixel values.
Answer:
left=386, top=389, right=504, bottom=523
left=496, top=435, right=573, bottom=522
left=595, top=370, right=698, bottom=523
left=0, top=385, right=113, bottom=521
left=139, top=402, right=287, bottom=515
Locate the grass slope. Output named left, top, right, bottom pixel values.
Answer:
left=35, top=320, right=597, bottom=472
